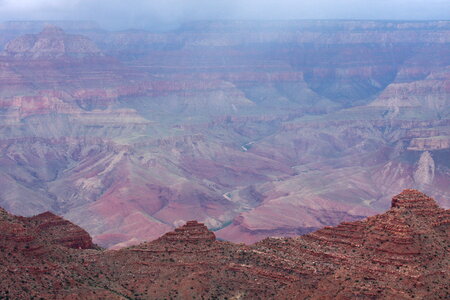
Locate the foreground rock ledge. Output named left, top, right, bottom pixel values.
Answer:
left=0, top=189, right=448, bottom=299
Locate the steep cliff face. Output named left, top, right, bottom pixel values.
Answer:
left=0, top=20, right=449, bottom=248
left=0, top=191, right=448, bottom=299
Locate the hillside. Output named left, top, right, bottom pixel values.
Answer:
left=0, top=190, right=448, bottom=299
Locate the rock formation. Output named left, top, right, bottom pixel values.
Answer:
left=0, top=208, right=95, bottom=253
left=2, top=25, right=103, bottom=58
left=158, top=220, right=216, bottom=243
left=0, top=190, right=448, bottom=299
left=0, top=20, right=448, bottom=248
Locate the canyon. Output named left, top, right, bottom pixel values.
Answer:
left=0, top=190, right=448, bottom=299
left=0, top=20, right=449, bottom=248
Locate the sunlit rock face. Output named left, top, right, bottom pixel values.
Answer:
left=0, top=20, right=449, bottom=248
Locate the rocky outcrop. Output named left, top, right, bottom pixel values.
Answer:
left=159, top=220, right=216, bottom=243
left=27, top=211, right=95, bottom=249
left=391, top=188, right=439, bottom=210
left=265, top=189, right=449, bottom=299
left=0, top=207, right=95, bottom=250
left=0, top=190, right=448, bottom=299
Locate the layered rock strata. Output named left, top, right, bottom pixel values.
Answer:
left=0, top=21, right=448, bottom=248
left=0, top=190, right=448, bottom=299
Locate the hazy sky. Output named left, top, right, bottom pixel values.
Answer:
left=0, top=0, right=449, bottom=30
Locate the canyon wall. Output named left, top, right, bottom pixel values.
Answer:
left=0, top=21, right=448, bottom=248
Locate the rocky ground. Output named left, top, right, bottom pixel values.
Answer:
left=0, top=190, right=448, bottom=299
